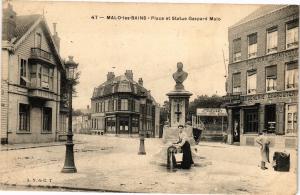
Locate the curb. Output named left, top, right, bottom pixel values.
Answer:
left=0, top=141, right=83, bottom=151
left=0, top=182, right=135, bottom=193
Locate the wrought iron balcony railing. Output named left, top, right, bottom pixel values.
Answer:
left=31, top=48, right=52, bottom=61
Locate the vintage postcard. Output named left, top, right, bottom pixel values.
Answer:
left=0, top=0, right=299, bottom=194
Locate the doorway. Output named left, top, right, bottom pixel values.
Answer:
left=119, top=117, right=129, bottom=134
left=265, top=104, right=276, bottom=133
left=232, top=109, right=240, bottom=143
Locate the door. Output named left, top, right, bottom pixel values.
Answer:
left=232, top=109, right=240, bottom=142
left=119, top=117, right=129, bottom=134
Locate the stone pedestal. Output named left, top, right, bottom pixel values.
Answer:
left=167, top=89, right=192, bottom=128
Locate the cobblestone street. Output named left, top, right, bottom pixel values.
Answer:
left=0, top=134, right=297, bottom=194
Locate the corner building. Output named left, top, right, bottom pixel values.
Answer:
left=91, top=70, right=160, bottom=137
left=225, top=5, right=299, bottom=148
left=1, top=4, right=69, bottom=144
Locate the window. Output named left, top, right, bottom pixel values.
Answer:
left=35, top=33, right=42, bottom=48
left=41, top=66, right=53, bottom=90
left=135, top=100, right=140, bottom=112
left=95, top=103, right=98, bottom=113
left=285, top=61, right=298, bottom=90
left=108, top=99, right=113, bottom=112
left=106, top=117, right=116, bottom=132
left=232, top=73, right=241, bottom=93
left=132, top=117, right=139, bottom=133
left=248, top=33, right=257, bottom=58
left=118, top=82, right=131, bottom=92
left=233, top=38, right=241, bottom=62
left=20, top=59, right=28, bottom=86
left=286, top=20, right=299, bottom=49
left=113, top=99, right=117, bottom=111
left=286, top=104, right=297, bottom=135
left=267, top=27, right=278, bottom=53
left=19, top=104, right=30, bottom=132
left=104, top=100, right=109, bottom=112
left=42, top=107, right=52, bottom=132
left=244, top=109, right=258, bottom=133
left=247, top=70, right=257, bottom=94
left=266, top=65, right=277, bottom=92
left=121, top=99, right=128, bottom=110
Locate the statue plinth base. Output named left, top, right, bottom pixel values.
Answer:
left=167, top=89, right=192, bottom=128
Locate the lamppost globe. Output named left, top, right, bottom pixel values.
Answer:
left=61, top=56, right=78, bottom=173
left=65, top=56, right=78, bottom=80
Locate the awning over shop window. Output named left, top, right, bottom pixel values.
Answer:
left=287, top=61, right=298, bottom=70
left=287, top=19, right=298, bottom=30
left=233, top=38, right=241, bottom=53
left=233, top=73, right=241, bottom=88
left=266, top=65, right=277, bottom=78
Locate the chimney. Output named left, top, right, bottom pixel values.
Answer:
left=2, top=3, right=16, bottom=41
left=125, top=70, right=133, bottom=80
left=138, top=78, right=143, bottom=86
left=107, top=72, right=115, bottom=81
left=52, top=23, right=60, bottom=53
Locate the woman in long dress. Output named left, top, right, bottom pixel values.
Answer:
left=256, top=130, right=270, bottom=170
left=173, top=125, right=194, bottom=169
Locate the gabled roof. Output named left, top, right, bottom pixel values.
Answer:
left=13, top=14, right=41, bottom=44
left=7, top=13, right=65, bottom=70
left=230, top=5, right=288, bottom=29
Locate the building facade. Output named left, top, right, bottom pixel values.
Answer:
left=91, top=70, right=160, bottom=137
left=1, top=4, right=69, bottom=144
left=225, top=5, right=299, bottom=148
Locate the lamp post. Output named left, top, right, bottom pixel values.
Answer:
left=138, top=95, right=147, bottom=155
left=62, top=56, right=78, bottom=173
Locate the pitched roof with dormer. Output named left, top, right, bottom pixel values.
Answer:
left=92, top=74, right=156, bottom=103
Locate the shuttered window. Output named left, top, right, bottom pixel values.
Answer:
left=233, top=38, right=241, bottom=53
left=286, top=20, right=299, bottom=49
left=266, top=66, right=277, bottom=92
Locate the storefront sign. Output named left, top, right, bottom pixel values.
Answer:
left=197, top=108, right=227, bottom=116
left=241, top=90, right=298, bottom=102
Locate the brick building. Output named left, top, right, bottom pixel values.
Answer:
left=1, top=4, right=71, bottom=144
left=225, top=5, right=298, bottom=148
left=91, top=70, right=160, bottom=137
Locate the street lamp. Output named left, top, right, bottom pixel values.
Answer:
left=138, top=95, right=147, bottom=155
left=62, top=56, right=78, bottom=173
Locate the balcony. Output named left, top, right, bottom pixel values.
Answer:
left=28, top=87, right=55, bottom=101
left=29, top=48, right=53, bottom=65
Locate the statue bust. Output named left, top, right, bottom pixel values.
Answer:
left=172, top=62, right=188, bottom=90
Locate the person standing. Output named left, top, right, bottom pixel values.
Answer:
left=256, top=130, right=270, bottom=170
left=173, top=125, right=194, bottom=169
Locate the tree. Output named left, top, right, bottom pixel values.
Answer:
left=188, top=94, right=224, bottom=120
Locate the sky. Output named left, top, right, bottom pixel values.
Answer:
left=8, top=0, right=261, bottom=109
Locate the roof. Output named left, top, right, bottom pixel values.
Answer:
left=230, top=5, right=288, bottom=29
left=13, top=14, right=41, bottom=44
left=92, top=74, right=155, bottom=102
